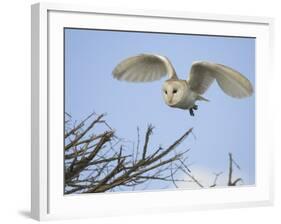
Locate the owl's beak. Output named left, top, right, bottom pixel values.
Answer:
left=168, top=96, right=173, bottom=105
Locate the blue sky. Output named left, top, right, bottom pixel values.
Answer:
left=64, top=28, right=255, bottom=190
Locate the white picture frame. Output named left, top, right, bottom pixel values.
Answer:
left=31, top=2, right=274, bottom=221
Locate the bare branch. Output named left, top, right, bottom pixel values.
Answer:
left=210, top=172, right=223, bottom=188
left=65, top=114, right=104, bottom=151
left=227, top=153, right=243, bottom=186
left=64, top=113, right=244, bottom=195
left=64, top=113, right=194, bottom=194
left=142, top=125, right=153, bottom=160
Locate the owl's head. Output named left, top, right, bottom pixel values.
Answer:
left=162, top=80, right=187, bottom=107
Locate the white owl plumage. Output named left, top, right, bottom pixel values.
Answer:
left=112, top=54, right=253, bottom=116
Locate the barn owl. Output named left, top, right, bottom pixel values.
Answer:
left=112, top=54, right=253, bottom=116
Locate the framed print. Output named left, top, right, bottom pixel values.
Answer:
left=31, top=2, right=274, bottom=221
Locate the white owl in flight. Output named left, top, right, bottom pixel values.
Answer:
left=112, top=54, right=253, bottom=116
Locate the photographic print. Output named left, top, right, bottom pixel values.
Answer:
left=64, top=28, right=255, bottom=195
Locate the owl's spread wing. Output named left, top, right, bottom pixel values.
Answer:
left=112, top=54, right=178, bottom=82
left=187, top=61, right=253, bottom=98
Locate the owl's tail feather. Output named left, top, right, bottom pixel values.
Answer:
left=197, top=95, right=210, bottom=102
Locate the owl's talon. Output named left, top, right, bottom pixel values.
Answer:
left=189, top=108, right=195, bottom=116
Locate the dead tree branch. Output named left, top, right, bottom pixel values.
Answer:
left=210, top=172, right=223, bottom=188
left=64, top=113, right=244, bottom=194
left=227, top=153, right=243, bottom=186
left=64, top=113, right=194, bottom=194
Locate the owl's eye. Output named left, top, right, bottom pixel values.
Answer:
left=173, top=89, right=178, bottom=94
left=164, top=90, right=167, bottom=94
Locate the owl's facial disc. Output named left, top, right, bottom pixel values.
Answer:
left=162, top=81, right=184, bottom=107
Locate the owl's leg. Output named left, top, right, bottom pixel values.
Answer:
left=189, top=108, right=194, bottom=116
left=189, top=104, right=198, bottom=116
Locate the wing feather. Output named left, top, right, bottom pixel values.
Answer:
left=188, top=61, right=253, bottom=98
left=113, top=54, right=178, bottom=82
